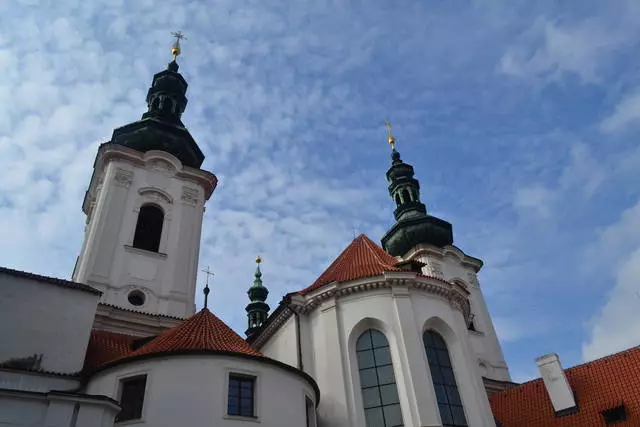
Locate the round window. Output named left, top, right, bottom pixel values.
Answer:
left=128, top=290, right=146, bottom=306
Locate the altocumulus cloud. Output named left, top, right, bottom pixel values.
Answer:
left=3, top=0, right=640, bottom=380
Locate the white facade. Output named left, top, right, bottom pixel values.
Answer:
left=0, top=272, right=100, bottom=374
left=86, top=355, right=318, bottom=427
left=405, top=244, right=511, bottom=383
left=73, top=144, right=216, bottom=319
left=257, top=268, right=499, bottom=427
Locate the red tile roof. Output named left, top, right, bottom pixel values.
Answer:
left=490, top=346, right=640, bottom=427
left=125, top=308, right=262, bottom=358
left=84, top=330, right=137, bottom=372
left=300, top=234, right=401, bottom=294
left=84, top=309, right=263, bottom=372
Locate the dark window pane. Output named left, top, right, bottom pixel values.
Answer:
left=374, top=347, right=392, bottom=366
left=377, top=365, right=395, bottom=385
left=362, top=387, right=381, bottom=409
left=437, top=349, right=451, bottom=367
left=446, top=386, right=462, bottom=406
left=357, top=332, right=373, bottom=351
left=426, top=347, right=438, bottom=364
left=364, top=407, right=385, bottom=427
left=359, top=368, right=378, bottom=388
left=370, top=330, right=388, bottom=348
left=430, top=367, right=443, bottom=384
left=434, top=384, right=448, bottom=404
left=423, top=331, right=435, bottom=346
left=442, top=368, right=456, bottom=386
left=358, top=350, right=375, bottom=369
left=380, top=384, right=399, bottom=405
left=228, top=375, right=255, bottom=417
left=116, top=375, right=146, bottom=422
left=451, top=405, right=467, bottom=425
left=439, top=404, right=453, bottom=425
left=383, top=404, right=403, bottom=426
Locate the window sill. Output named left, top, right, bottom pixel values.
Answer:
left=124, top=245, right=167, bottom=259
left=468, top=329, right=485, bottom=336
left=224, top=415, right=260, bottom=423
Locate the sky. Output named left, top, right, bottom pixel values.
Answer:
left=2, top=0, right=640, bottom=383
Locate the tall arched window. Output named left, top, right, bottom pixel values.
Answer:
left=356, top=329, right=403, bottom=427
left=423, top=330, right=468, bottom=427
left=132, top=205, right=164, bottom=252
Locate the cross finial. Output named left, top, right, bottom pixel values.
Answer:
left=201, top=266, right=214, bottom=309
left=171, top=31, right=186, bottom=61
left=384, top=120, right=396, bottom=151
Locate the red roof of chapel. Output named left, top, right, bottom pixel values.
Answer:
left=300, top=234, right=402, bottom=294
left=490, top=346, right=640, bottom=427
left=84, top=309, right=262, bottom=372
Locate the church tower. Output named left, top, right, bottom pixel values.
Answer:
left=73, top=36, right=217, bottom=327
left=381, top=123, right=512, bottom=388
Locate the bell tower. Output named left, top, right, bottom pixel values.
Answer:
left=73, top=35, right=217, bottom=323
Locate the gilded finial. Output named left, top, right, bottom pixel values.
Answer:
left=171, top=31, right=186, bottom=61
left=385, top=120, right=396, bottom=150
left=255, top=255, right=262, bottom=264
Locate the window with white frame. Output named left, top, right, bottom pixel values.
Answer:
left=227, top=374, right=256, bottom=417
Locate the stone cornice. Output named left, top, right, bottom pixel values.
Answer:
left=252, top=275, right=472, bottom=349
left=83, top=144, right=217, bottom=212
left=404, top=243, right=483, bottom=272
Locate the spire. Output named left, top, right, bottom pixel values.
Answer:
left=201, top=266, right=214, bottom=309
left=245, top=256, right=270, bottom=338
left=108, top=32, right=205, bottom=168
left=380, top=123, right=453, bottom=257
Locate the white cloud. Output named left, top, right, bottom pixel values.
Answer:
left=582, top=246, right=640, bottom=361
left=600, top=91, right=640, bottom=133
left=513, top=185, right=555, bottom=218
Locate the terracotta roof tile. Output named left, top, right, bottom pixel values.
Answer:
left=300, top=234, right=401, bottom=294
left=84, top=310, right=263, bottom=372
left=84, top=330, right=137, bottom=372
left=122, top=308, right=262, bottom=359
left=490, top=346, right=640, bottom=426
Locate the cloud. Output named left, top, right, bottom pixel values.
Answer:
left=600, top=91, right=640, bottom=133
left=582, top=245, right=640, bottom=361
left=513, top=185, right=555, bottom=218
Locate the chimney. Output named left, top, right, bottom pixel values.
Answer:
left=536, top=353, right=577, bottom=414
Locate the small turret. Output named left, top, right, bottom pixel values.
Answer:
left=245, top=256, right=270, bottom=338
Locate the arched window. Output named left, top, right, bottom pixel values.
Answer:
left=401, top=188, right=411, bottom=204
left=423, top=331, right=468, bottom=427
left=132, top=205, right=164, bottom=252
left=395, top=193, right=401, bottom=206
left=356, top=329, right=403, bottom=427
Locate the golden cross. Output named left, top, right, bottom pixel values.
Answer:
left=385, top=120, right=396, bottom=150
left=170, top=31, right=186, bottom=60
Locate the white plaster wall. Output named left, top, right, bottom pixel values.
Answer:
left=86, top=355, right=317, bottom=427
left=0, top=391, right=119, bottom=427
left=0, top=274, right=99, bottom=374
left=296, top=278, right=496, bottom=427
left=74, top=148, right=213, bottom=319
left=414, top=247, right=511, bottom=382
left=261, top=314, right=298, bottom=368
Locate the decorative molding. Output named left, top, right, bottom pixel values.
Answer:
left=114, top=168, right=134, bottom=188
left=467, top=271, right=480, bottom=288
left=181, top=186, right=199, bottom=206
left=253, top=275, right=473, bottom=349
left=138, top=187, right=173, bottom=205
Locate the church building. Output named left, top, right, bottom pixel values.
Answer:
left=1, top=37, right=639, bottom=427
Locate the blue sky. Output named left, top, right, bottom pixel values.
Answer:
left=2, top=0, right=640, bottom=382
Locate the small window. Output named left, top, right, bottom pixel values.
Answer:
left=602, top=405, right=626, bottom=424
left=306, top=396, right=317, bottom=427
left=132, top=205, right=164, bottom=252
left=228, top=374, right=256, bottom=417
left=116, top=375, right=147, bottom=423
left=401, top=189, right=411, bottom=204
